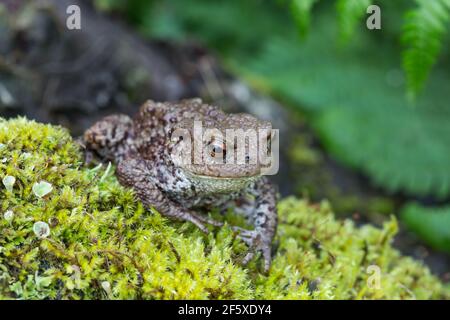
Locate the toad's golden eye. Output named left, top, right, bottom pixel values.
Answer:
left=213, top=145, right=222, bottom=154
left=211, top=144, right=226, bottom=157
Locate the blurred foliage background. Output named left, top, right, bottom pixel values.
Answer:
left=0, top=0, right=447, bottom=275
left=91, top=0, right=450, bottom=256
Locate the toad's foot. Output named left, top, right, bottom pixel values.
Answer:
left=193, top=213, right=225, bottom=227
left=233, top=227, right=272, bottom=273
left=187, top=212, right=224, bottom=233
left=194, top=219, right=273, bottom=272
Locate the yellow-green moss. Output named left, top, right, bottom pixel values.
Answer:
left=0, top=117, right=448, bottom=299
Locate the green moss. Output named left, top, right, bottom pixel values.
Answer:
left=0, top=117, right=448, bottom=299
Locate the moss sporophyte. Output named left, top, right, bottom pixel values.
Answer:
left=0, top=117, right=448, bottom=299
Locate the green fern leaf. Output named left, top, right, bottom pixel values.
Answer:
left=402, top=0, right=450, bottom=98
left=401, top=203, right=450, bottom=252
left=122, top=0, right=450, bottom=197
left=239, top=14, right=450, bottom=198
left=289, top=0, right=319, bottom=38
left=315, top=101, right=450, bottom=198
left=336, top=0, right=371, bottom=42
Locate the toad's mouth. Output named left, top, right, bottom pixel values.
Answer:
left=181, top=163, right=262, bottom=179
left=190, top=173, right=260, bottom=179
left=182, top=170, right=260, bottom=194
left=183, top=169, right=260, bottom=180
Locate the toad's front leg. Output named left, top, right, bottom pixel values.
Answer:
left=116, top=157, right=222, bottom=233
left=234, top=177, right=278, bottom=273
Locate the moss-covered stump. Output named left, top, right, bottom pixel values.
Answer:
left=0, top=118, right=448, bottom=299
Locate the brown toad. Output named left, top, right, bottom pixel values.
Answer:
left=83, top=99, right=278, bottom=271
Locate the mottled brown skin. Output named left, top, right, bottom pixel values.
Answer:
left=83, top=99, right=278, bottom=272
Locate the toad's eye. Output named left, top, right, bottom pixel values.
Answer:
left=212, top=146, right=222, bottom=153
left=210, top=144, right=226, bottom=158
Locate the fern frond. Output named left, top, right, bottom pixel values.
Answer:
left=336, top=0, right=371, bottom=42
left=402, top=0, right=450, bottom=98
left=119, top=0, right=450, bottom=197
left=401, top=203, right=450, bottom=252
left=289, top=0, right=319, bottom=38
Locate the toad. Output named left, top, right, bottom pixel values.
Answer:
left=83, top=99, right=278, bottom=271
